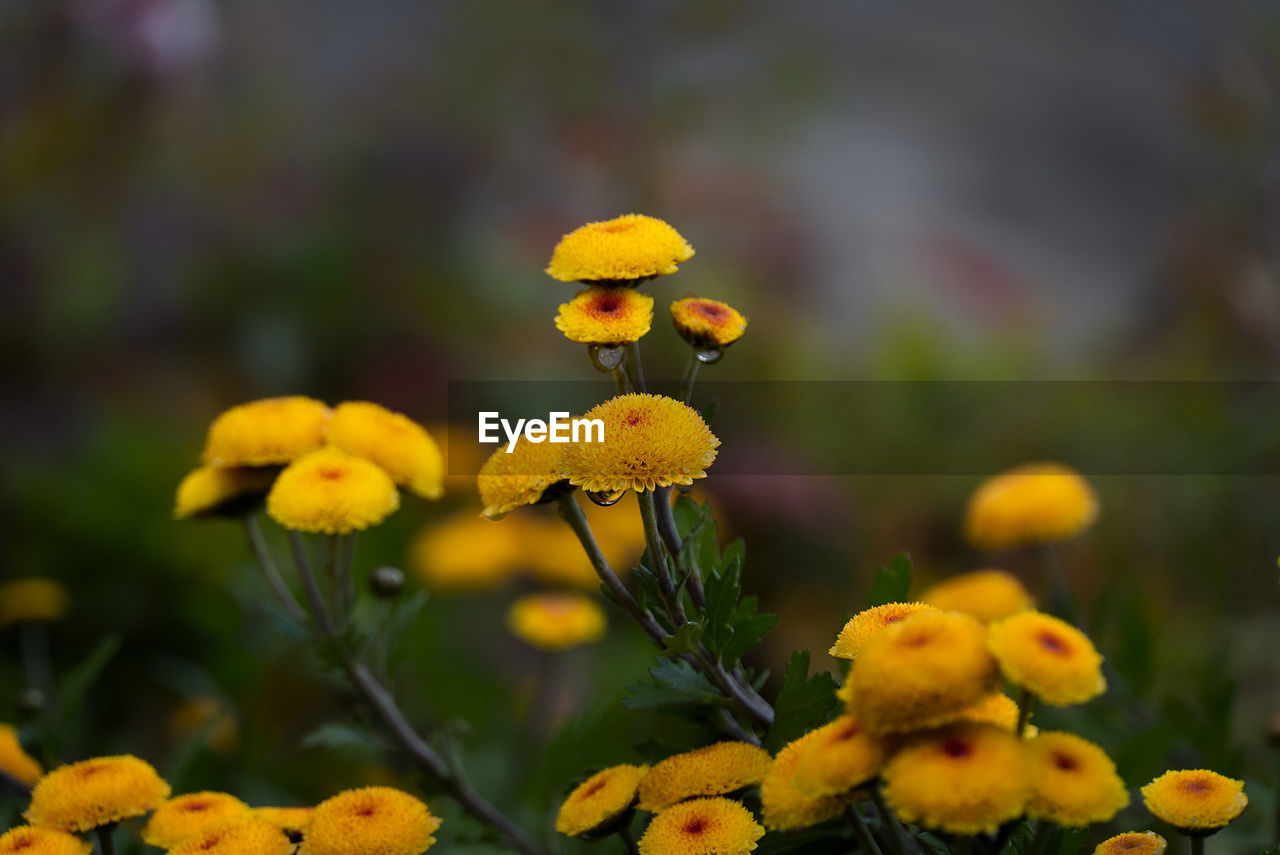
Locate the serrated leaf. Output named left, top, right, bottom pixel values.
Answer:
left=623, top=659, right=724, bottom=710
left=702, top=560, right=741, bottom=656
left=721, top=610, right=779, bottom=667
left=672, top=495, right=702, bottom=538
left=663, top=622, right=705, bottom=656
left=765, top=651, right=838, bottom=751
left=865, top=552, right=913, bottom=607
left=301, top=722, right=387, bottom=753
left=719, top=538, right=745, bottom=572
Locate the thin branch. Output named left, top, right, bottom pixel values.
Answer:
left=243, top=516, right=308, bottom=624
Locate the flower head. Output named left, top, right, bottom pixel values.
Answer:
left=201, top=397, right=331, bottom=468
left=792, top=714, right=889, bottom=798
left=0, top=827, right=91, bottom=855
left=0, top=578, right=68, bottom=627
left=254, top=807, right=314, bottom=836
left=760, top=730, right=852, bottom=832
left=408, top=512, right=524, bottom=590
left=507, top=593, right=607, bottom=651
left=882, top=722, right=1032, bottom=835
left=477, top=438, right=568, bottom=520
left=302, top=787, right=441, bottom=855
left=0, top=724, right=43, bottom=786
left=559, top=394, right=719, bottom=495
left=1141, top=770, right=1247, bottom=834
left=829, top=602, right=941, bottom=661
left=555, top=764, right=648, bottom=836
left=168, top=817, right=293, bottom=855
left=173, top=466, right=276, bottom=520
left=638, top=742, right=773, bottom=812
left=670, top=298, right=747, bottom=349
left=1094, top=832, right=1168, bottom=855
left=142, top=792, right=252, bottom=848
left=638, top=798, right=764, bottom=855
left=25, top=755, right=171, bottom=832
left=556, top=286, right=654, bottom=345
left=1026, top=731, right=1128, bottom=826
left=325, top=402, right=444, bottom=500
left=957, top=694, right=1022, bottom=733
left=267, top=447, right=400, bottom=534
left=965, top=463, right=1098, bottom=550
left=987, top=611, right=1106, bottom=706
left=547, top=214, right=694, bottom=284
left=920, top=570, right=1033, bottom=623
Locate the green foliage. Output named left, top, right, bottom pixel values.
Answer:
left=764, top=651, right=838, bottom=752
left=623, top=659, right=726, bottom=711
left=865, top=552, right=913, bottom=607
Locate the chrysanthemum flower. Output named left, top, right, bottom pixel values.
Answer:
left=547, top=214, right=695, bottom=284
left=920, top=570, right=1033, bottom=623
left=266, top=447, right=400, bottom=534
left=0, top=578, right=68, bottom=626
left=0, top=826, right=91, bottom=855
left=302, top=787, right=441, bottom=855
left=201, top=397, right=331, bottom=468
left=507, top=593, right=607, bottom=651
left=638, top=798, right=764, bottom=855
left=142, top=792, right=252, bottom=848
left=555, top=764, right=648, bottom=836
left=555, top=286, right=654, bottom=345
left=829, top=602, right=941, bottom=660
left=881, top=722, right=1032, bottom=835
left=835, top=680, right=855, bottom=710
left=173, top=466, right=276, bottom=520
left=670, top=298, right=747, bottom=349
left=325, top=402, right=444, bottom=500
left=25, top=755, right=171, bottom=833
left=964, top=463, right=1098, bottom=550
left=957, top=694, right=1022, bottom=733
left=254, top=806, right=314, bottom=836
left=1094, top=832, right=1168, bottom=855
left=1026, top=731, right=1128, bottom=826
left=168, top=817, right=293, bottom=855
left=760, top=730, right=852, bottom=832
left=477, top=437, right=568, bottom=520
left=849, top=611, right=1000, bottom=734
left=559, top=394, right=719, bottom=495
left=638, top=742, right=773, bottom=812
left=407, top=512, right=525, bottom=590
left=792, top=714, right=889, bottom=797
left=987, top=611, right=1106, bottom=706
left=1140, top=770, right=1247, bottom=834
left=0, top=724, right=42, bottom=786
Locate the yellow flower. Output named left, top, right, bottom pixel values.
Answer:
left=835, top=680, right=855, bottom=710
left=477, top=437, right=568, bottom=520
left=555, top=764, right=648, bottom=836
left=0, top=827, right=91, bottom=855
left=1140, top=770, right=1247, bottom=833
left=266, top=447, right=400, bottom=534
left=325, top=402, right=444, bottom=500
left=920, top=570, right=1033, bottom=623
left=0, top=578, right=68, bottom=626
left=760, top=730, right=852, bottom=832
left=988, top=611, right=1106, bottom=706
left=25, top=755, right=171, bottom=833
left=201, top=397, right=331, bottom=468
left=670, top=298, right=747, bottom=349
left=1026, top=731, right=1129, bottom=826
left=829, top=602, right=941, bottom=660
left=167, top=817, right=293, bottom=855
left=0, top=724, right=42, bottom=786
left=881, top=722, right=1032, bottom=835
left=638, top=798, right=764, bottom=855
left=173, top=466, right=276, bottom=520
left=638, top=742, right=772, bottom=812
left=849, top=611, right=1000, bottom=735
left=555, top=286, right=654, bottom=345
left=547, top=214, right=695, bottom=283
left=254, top=807, right=314, bottom=836
left=1094, top=832, right=1168, bottom=855
left=142, top=792, right=252, bottom=848
left=792, top=714, right=889, bottom=797
left=507, top=593, right=607, bottom=651
left=559, top=394, right=719, bottom=495
left=407, top=512, right=524, bottom=590
left=302, top=787, right=441, bottom=855
left=957, top=694, right=1022, bottom=733
left=964, top=463, right=1098, bottom=550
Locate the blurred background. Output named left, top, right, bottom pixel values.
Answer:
left=2, top=0, right=1279, bottom=850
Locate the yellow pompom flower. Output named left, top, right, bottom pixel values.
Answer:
left=1140, top=770, right=1247, bottom=834
left=0, top=578, right=68, bottom=626
left=670, top=298, right=747, bottom=349
left=829, top=602, right=941, bottom=660
left=638, top=798, right=764, bottom=855
left=408, top=512, right=525, bottom=590
left=882, top=722, right=1032, bottom=835
left=957, top=694, right=1022, bottom=733
left=173, top=466, right=276, bottom=520
left=988, top=611, right=1106, bottom=706
left=142, top=792, right=252, bottom=848
left=638, top=742, right=773, bottom=812
left=555, top=764, right=648, bottom=836
left=302, top=787, right=441, bottom=855
left=0, top=724, right=43, bottom=786
left=555, top=286, right=654, bottom=345
left=0, top=827, right=91, bottom=855
left=325, top=402, right=444, bottom=500
left=760, top=729, right=852, bottom=832
left=168, top=817, right=293, bottom=855
left=792, top=714, right=889, bottom=798
left=254, top=807, right=314, bottom=836
left=1094, top=832, right=1168, bottom=855
left=964, top=462, right=1098, bottom=550
left=849, top=611, right=1000, bottom=735
left=559, top=394, right=719, bottom=495
left=1026, top=731, right=1129, bottom=826
left=507, top=593, right=607, bottom=651
left=547, top=214, right=695, bottom=284
left=25, top=755, right=172, bottom=833
left=266, top=447, right=400, bottom=534
left=920, top=570, right=1034, bottom=623
left=201, top=397, right=331, bottom=468
left=477, top=437, right=568, bottom=520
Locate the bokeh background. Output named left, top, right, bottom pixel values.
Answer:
left=3, top=1, right=1280, bottom=851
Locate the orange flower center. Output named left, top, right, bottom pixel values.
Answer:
left=682, top=818, right=708, bottom=836
left=942, top=738, right=973, bottom=758
left=11, top=836, right=34, bottom=851
left=1178, top=777, right=1213, bottom=796
left=581, top=778, right=609, bottom=799
left=317, top=467, right=346, bottom=481
left=601, top=222, right=635, bottom=234
left=834, top=722, right=861, bottom=742
left=1037, top=631, right=1071, bottom=656
left=690, top=301, right=728, bottom=321
left=590, top=294, right=625, bottom=316
left=197, top=835, right=222, bottom=851
left=1051, top=751, right=1079, bottom=771
left=184, top=802, right=213, bottom=813
left=625, top=410, right=645, bottom=427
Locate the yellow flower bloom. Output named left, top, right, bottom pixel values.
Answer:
left=507, top=593, right=607, bottom=651
left=254, top=806, right=314, bottom=836
left=760, top=730, right=852, bottom=832
left=987, top=611, right=1106, bottom=706
left=0, top=578, right=68, bottom=626
left=201, top=397, right=331, bottom=468
left=638, top=742, right=772, bottom=812
left=173, top=466, right=276, bottom=520
left=555, top=286, right=654, bottom=345
left=881, top=723, right=1032, bottom=835
left=670, top=298, right=747, bottom=349
left=168, top=817, right=293, bottom=855
left=835, top=680, right=855, bottom=710
left=266, top=447, right=400, bottom=534
left=477, top=437, right=568, bottom=520
left=0, top=724, right=42, bottom=786
left=964, top=463, right=1098, bottom=550
left=1094, top=832, right=1168, bottom=855
left=325, top=402, right=444, bottom=500
left=25, top=755, right=172, bottom=833
left=547, top=214, right=695, bottom=283
left=849, top=611, right=1000, bottom=735
left=559, top=394, right=719, bottom=495
left=408, top=512, right=524, bottom=590
left=792, top=714, right=889, bottom=797
left=829, top=602, right=941, bottom=660
left=0, top=827, right=91, bottom=855
left=1141, top=770, right=1247, bottom=833
left=920, top=570, right=1033, bottom=623
left=142, top=792, right=252, bottom=848
left=638, top=798, right=763, bottom=855
left=555, top=764, right=648, bottom=836
left=302, top=787, right=441, bottom=855
left=957, top=694, right=1022, bottom=733
left=1026, top=731, right=1129, bottom=826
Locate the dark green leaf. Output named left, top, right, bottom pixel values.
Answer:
left=301, top=722, right=388, bottom=753
left=623, top=659, right=724, bottom=710
left=865, top=552, right=913, bottom=607
left=672, top=495, right=702, bottom=538
left=663, top=621, right=705, bottom=656
left=765, top=650, right=838, bottom=751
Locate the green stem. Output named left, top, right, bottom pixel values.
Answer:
left=289, top=530, right=336, bottom=636
left=626, top=341, right=647, bottom=393
left=871, top=788, right=911, bottom=855
left=637, top=489, right=686, bottom=625
left=1016, top=688, right=1036, bottom=737
left=845, top=806, right=885, bottom=855
left=243, top=516, right=309, bottom=624
left=1188, top=836, right=1204, bottom=855
left=653, top=486, right=705, bottom=609
left=611, top=367, right=628, bottom=394
left=95, top=824, right=117, bottom=855
left=681, top=348, right=702, bottom=404
left=618, top=825, right=640, bottom=855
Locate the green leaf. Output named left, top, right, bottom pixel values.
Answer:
left=672, top=495, right=702, bottom=537
left=623, top=659, right=725, bottom=710
left=663, top=621, right=705, bottom=657
left=765, top=650, right=838, bottom=751
left=1053, top=826, right=1088, bottom=855
left=865, top=552, right=913, bottom=607
left=301, top=722, right=388, bottom=754
left=702, top=560, right=741, bottom=656
left=719, top=538, right=745, bottom=572
left=58, top=634, right=122, bottom=722
left=721, top=598, right=779, bottom=667
left=1001, top=821, right=1036, bottom=855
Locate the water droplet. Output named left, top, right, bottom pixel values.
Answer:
left=588, top=344, right=626, bottom=372
left=586, top=489, right=624, bottom=507
left=694, top=348, right=723, bottom=364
